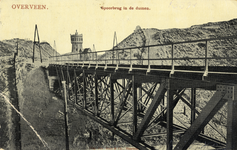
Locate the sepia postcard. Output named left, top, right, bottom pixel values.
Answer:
left=1, top=0, right=237, bottom=150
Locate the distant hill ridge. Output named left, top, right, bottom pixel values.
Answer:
left=102, top=18, right=237, bottom=66
left=0, top=39, right=58, bottom=59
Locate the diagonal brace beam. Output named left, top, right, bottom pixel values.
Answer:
left=174, top=88, right=228, bottom=150
left=151, top=89, right=185, bottom=125
left=134, top=81, right=167, bottom=140
left=69, top=101, right=153, bottom=150
left=114, top=81, right=132, bottom=125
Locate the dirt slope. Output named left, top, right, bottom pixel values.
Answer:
left=0, top=39, right=58, bottom=150
left=101, top=18, right=237, bottom=67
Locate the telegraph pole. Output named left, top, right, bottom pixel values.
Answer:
left=32, top=25, right=42, bottom=63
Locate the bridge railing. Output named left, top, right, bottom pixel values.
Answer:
left=49, top=35, right=237, bottom=72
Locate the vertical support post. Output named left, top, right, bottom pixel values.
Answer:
left=110, top=74, right=115, bottom=125
left=203, top=40, right=208, bottom=79
left=56, top=67, right=62, bottom=95
left=167, top=79, right=174, bottom=150
left=83, top=70, right=87, bottom=109
left=121, top=79, right=125, bottom=104
left=122, top=79, right=125, bottom=87
left=74, top=69, right=77, bottom=104
left=191, top=88, right=196, bottom=124
left=88, top=52, right=91, bottom=67
left=132, top=75, right=138, bottom=136
left=94, top=73, right=99, bottom=116
left=105, top=53, right=107, bottom=70
left=112, top=50, right=114, bottom=65
left=147, top=47, right=150, bottom=72
left=227, top=85, right=237, bottom=149
left=117, top=50, right=119, bottom=65
left=171, top=44, right=174, bottom=67
left=205, top=40, right=208, bottom=71
left=66, top=66, right=71, bottom=101
left=61, top=67, right=65, bottom=82
left=170, top=44, right=174, bottom=76
left=129, top=49, right=133, bottom=72
left=202, top=42, right=208, bottom=132
left=110, top=74, right=115, bottom=139
left=96, top=52, right=98, bottom=69
left=62, top=81, right=69, bottom=150
left=138, top=83, right=142, bottom=112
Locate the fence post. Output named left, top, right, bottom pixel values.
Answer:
left=129, top=49, right=132, bottom=72
left=96, top=52, right=98, bottom=69
left=147, top=47, right=150, bottom=73
left=170, top=44, right=174, bottom=77
left=203, top=40, right=208, bottom=80
left=116, top=50, right=119, bottom=71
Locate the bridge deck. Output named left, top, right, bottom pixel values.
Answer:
left=49, top=62, right=237, bottom=90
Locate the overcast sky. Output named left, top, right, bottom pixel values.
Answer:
left=1, top=0, right=237, bottom=54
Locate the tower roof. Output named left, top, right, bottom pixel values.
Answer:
left=71, top=30, right=83, bottom=37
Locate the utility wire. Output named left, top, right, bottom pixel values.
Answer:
left=0, top=93, right=51, bottom=150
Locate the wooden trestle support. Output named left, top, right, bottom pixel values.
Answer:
left=49, top=64, right=237, bottom=150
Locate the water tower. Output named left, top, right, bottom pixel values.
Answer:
left=70, top=30, right=83, bottom=52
